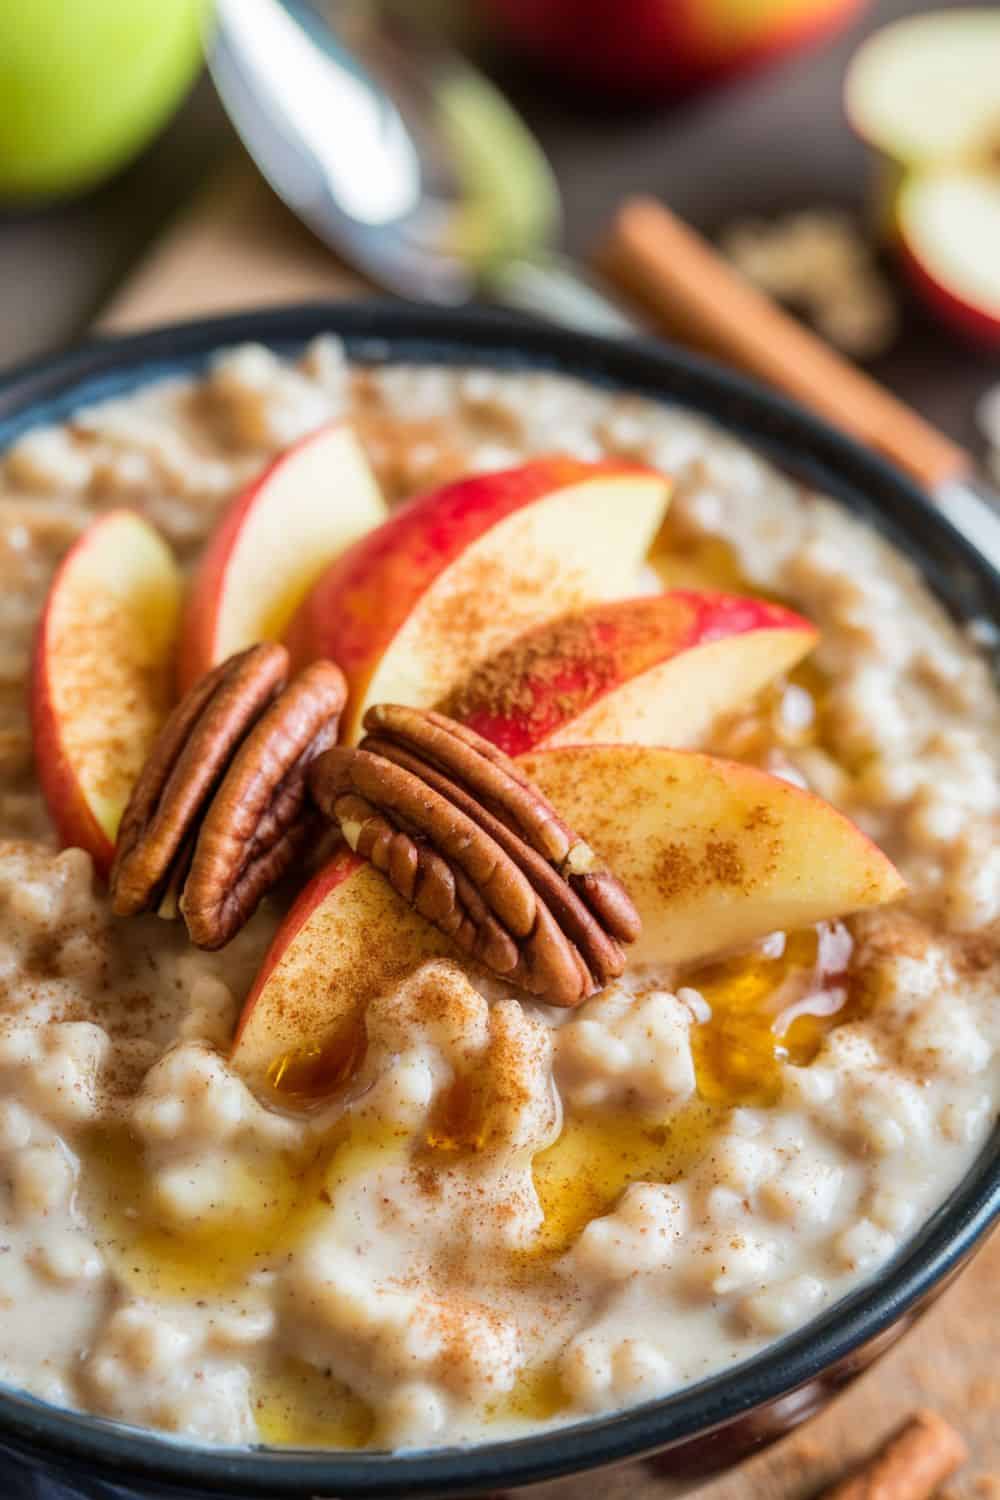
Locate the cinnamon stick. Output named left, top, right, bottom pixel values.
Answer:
left=820, top=1410, right=968, bottom=1500
left=600, top=197, right=970, bottom=493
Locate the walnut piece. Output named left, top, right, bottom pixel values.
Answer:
left=111, top=644, right=346, bottom=949
left=309, top=705, right=640, bottom=1006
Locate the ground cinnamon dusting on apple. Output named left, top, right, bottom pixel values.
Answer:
left=743, top=803, right=778, bottom=832
left=420, top=550, right=570, bottom=699
left=442, top=596, right=729, bottom=751
left=703, top=840, right=746, bottom=889
left=441, top=613, right=615, bottom=735
left=52, top=586, right=173, bottom=808
left=653, top=839, right=748, bottom=900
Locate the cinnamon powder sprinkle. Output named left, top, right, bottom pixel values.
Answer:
left=654, top=839, right=748, bottom=901
left=443, top=613, right=614, bottom=727
left=440, top=597, right=700, bottom=755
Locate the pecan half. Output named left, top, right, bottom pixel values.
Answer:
left=309, top=705, right=640, bottom=1005
left=111, top=644, right=346, bottom=949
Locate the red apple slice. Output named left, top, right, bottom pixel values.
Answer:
left=31, top=509, right=182, bottom=877
left=179, top=422, right=386, bottom=693
left=444, top=591, right=817, bottom=755
left=231, top=848, right=451, bottom=1092
left=845, top=10, right=1000, bottom=166
left=231, top=743, right=903, bottom=1087
left=896, top=170, right=1000, bottom=348
left=285, top=457, right=670, bottom=742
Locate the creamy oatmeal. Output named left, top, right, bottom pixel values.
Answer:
left=0, top=338, right=997, bottom=1452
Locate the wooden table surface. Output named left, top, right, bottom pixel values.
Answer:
left=0, top=2, right=997, bottom=1495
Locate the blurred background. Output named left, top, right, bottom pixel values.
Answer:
left=0, top=0, right=998, bottom=464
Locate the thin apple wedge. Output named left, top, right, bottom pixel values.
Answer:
left=444, top=591, right=817, bottom=754
left=231, top=848, right=451, bottom=1092
left=31, top=509, right=182, bottom=877
left=285, top=457, right=670, bottom=742
left=522, top=744, right=905, bottom=968
left=179, top=422, right=386, bottom=692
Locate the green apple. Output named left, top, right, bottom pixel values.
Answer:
left=0, top=0, right=210, bottom=200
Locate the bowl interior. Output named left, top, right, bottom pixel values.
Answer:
left=0, top=301, right=997, bottom=1498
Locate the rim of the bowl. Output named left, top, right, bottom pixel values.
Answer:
left=0, top=300, right=996, bottom=1498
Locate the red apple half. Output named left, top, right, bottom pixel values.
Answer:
left=486, top=0, right=865, bottom=99
left=845, top=10, right=1000, bottom=167
left=231, top=743, right=903, bottom=1089
left=31, top=509, right=182, bottom=877
left=285, top=457, right=671, bottom=742
left=896, top=170, right=1000, bottom=349
left=443, top=591, right=817, bottom=755
left=179, top=422, right=386, bottom=693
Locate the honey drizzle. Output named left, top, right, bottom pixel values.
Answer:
left=78, top=1126, right=331, bottom=1298
left=265, top=1011, right=368, bottom=1105
left=78, top=1105, right=408, bottom=1302
left=253, top=1356, right=374, bottom=1449
left=689, top=924, right=864, bottom=1107
left=651, top=528, right=751, bottom=596
left=489, top=1357, right=569, bottom=1425
left=531, top=1099, right=719, bottom=1258
left=75, top=915, right=869, bottom=1445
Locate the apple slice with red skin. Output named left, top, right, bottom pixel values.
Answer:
left=442, top=591, right=817, bottom=756
left=179, top=422, right=386, bottom=693
left=231, top=847, right=450, bottom=1093
left=230, top=743, right=903, bottom=1089
left=31, top=509, right=182, bottom=878
left=284, top=457, right=671, bottom=743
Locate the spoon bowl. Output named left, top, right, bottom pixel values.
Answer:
left=208, top=0, right=635, bottom=330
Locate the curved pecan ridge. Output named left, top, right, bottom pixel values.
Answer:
left=111, top=644, right=346, bottom=949
left=309, top=705, right=641, bottom=1006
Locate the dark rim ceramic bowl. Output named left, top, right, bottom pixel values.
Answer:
left=0, top=302, right=997, bottom=1500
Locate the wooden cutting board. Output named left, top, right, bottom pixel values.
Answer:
left=98, top=157, right=1000, bottom=1499
left=98, top=158, right=363, bottom=330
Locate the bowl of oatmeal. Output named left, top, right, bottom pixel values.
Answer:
left=0, top=303, right=996, bottom=1500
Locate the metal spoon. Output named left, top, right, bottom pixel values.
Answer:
left=207, top=0, right=636, bottom=333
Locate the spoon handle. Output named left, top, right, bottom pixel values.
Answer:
left=486, top=251, right=640, bottom=338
